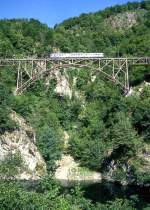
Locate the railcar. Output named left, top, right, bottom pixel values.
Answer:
left=50, top=53, right=104, bottom=59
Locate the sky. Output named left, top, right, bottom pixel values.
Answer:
left=0, top=0, right=141, bottom=27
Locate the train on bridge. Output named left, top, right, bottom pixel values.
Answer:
left=50, top=53, right=104, bottom=59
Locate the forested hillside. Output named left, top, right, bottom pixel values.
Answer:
left=55, top=1, right=150, bottom=56
left=0, top=1, right=150, bottom=209
left=1, top=1, right=150, bottom=57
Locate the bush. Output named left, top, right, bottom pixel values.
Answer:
left=0, top=152, right=23, bottom=179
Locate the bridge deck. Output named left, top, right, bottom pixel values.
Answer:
left=0, top=57, right=150, bottom=66
left=0, top=57, right=150, bottom=61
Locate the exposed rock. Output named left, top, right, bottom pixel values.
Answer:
left=45, top=69, right=72, bottom=99
left=55, top=155, right=102, bottom=187
left=91, top=75, right=96, bottom=82
left=63, top=131, right=70, bottom=150
left=0, top=111, right=47, bottom=180
left=55, top=131, right=102, bottom=186
left=126, top=81, right=150, bottom=97
left=125, top=87, right=134, bottom=97
left=106, top=11, right=146, bottom=30
left=10, top=111, right=36, bottom=143
left=54, top=74, right=72, bottom=99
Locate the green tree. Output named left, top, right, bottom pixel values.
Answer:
left=36, top=126, right=63, bottom=172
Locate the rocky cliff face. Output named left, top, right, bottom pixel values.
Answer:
left=45, top=69, right=73, bottom=99
left=106, top=10, right=146, bottom=30
left=0, top=111, right=47, bottom=180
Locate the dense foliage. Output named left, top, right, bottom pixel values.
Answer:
left=0, top=1, right=150, bottom=209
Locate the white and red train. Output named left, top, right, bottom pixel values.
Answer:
left=50, top=53, right=104, bottom=59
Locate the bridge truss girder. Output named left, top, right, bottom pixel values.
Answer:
left=15, top=58, right=130, bottom=95
left=0, top=57, right=149, bottom=95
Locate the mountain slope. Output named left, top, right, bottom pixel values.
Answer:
left=54, top=1, right=150, bottom=56
left=0, top=1, right=150, bottom=58
left=0, top=1, right=150, bottom=209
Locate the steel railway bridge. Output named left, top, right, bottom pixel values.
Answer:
left=0, top=57, right=150, bottom=95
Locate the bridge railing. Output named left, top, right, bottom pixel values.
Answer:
left=0, top=57, right=150, bottom=62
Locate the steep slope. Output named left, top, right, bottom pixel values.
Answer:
left=0, top=1, right=150, bottom=209
left=0, top=111, right=46, bottom=180
left=54, top=1, right=150, bottom=56
left=0, top=19, right=54, bottom=57
left=0, top=1, right=150, bottom=58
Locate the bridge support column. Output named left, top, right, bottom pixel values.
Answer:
left=125, top=59, right=130, bottom=94
left=15, top=59, right=47, bottom=95
left=93, top=58, right=130, bottom=93
left=16, top=61, right=23, bottom=95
